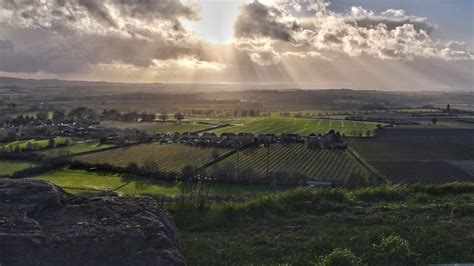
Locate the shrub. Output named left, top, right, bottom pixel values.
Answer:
left=412, top=182, right=474, bottom=196
left=373, top=235, right=417, bottom=266
left=350, top=186, right=406, bottom=202
left=314, top=248, right=362, bottom=266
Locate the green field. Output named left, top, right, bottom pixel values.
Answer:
left=210, top=143, right=369, bottom=184
left=99, top=121, right=213, bottom=133
left=0, top=137, right=69, bottom=151
left=75, top=143, right=233, bottom=172
left=35, top=168, right=279, bottom=196
left=39, top=142, right=113, bottom=157
left=0, top=160, right=38, bottom=176
left=208, top=117, right=380, bottom=136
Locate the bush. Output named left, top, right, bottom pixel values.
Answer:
left=412, top=182, right=474, bottom=196
left=373, top=235, right=417, bottom=265
left=350, top=186, right=406, bottom=202
left=314, top=248, right=362, bottom=266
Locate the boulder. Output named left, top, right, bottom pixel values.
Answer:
left=0, top=178, right=185, bottom=265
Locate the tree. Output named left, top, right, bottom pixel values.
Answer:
left=174, top=112, right=184, bottom=123
left=126, top=162, right=139, bottom=175
left=52, top=110, right=66, bottom=123
left=47, top=138, right=56, bottom=148
left=212, top=150, right=220, bottom=161
left=36, top=111, right=49, bottom=121
left=158, top=112, right=168, bottom=123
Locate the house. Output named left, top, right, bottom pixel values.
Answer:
left=199, top=132, right=219, bottom=144
left=307, top=130, right=346, bottom=149
left=237, top=133, right=255, bottom=146
left=282, top=133, right=302, bottom=143
left=180, top=132, right=199, bottom=142
left=257, top=133, right=277, bottom=144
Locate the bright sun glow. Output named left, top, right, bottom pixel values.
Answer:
left=185, top=0, right=275, bottom=43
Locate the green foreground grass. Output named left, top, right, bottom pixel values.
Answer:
left=0, top=160, right=38, bottom=176
left=170, top=183, right=474, bottom=265
left=35, top=168, right=280, bottom=196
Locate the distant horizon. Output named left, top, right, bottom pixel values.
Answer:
left=0, top=0, right=472, bottom=90
left=0, top=76, right=472, bottom=93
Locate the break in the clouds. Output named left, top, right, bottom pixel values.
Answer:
left=0, top=0, right=472, bottom=90
left=234, top=0, right=473, bottom=65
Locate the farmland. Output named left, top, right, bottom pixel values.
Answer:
left=99, top=121, right=213, bottom=134
left=347, top=138, right=474, bottom=184
left=35, top=168, right=279, bottom=196
left=0, top=137, right=70, bottom=151
left=39, top=142, right=113, bottom=157
left=347, top=138, right=474, bottom=160
left=75, top=143, right=233, bottom=172
left=210, top=143, right=370, bottom=184
left=368, top=160, right=473, bottom=184
left=208, top=117, right=380, bottom=136
left=0, top=160, right=38, bottom=176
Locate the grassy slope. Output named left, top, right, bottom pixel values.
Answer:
left=171, top=184, right=474, bottom=265
left=0, top=160, right=38, bottom=176
left=35, top=168, right=280, bottom=196
left=0, top=137, right=69, bottom=150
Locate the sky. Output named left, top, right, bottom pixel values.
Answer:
left=0, top=0, right=473, bottom=90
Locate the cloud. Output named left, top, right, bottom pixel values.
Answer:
left=234, top=1, right=300, bottom=42
left=0, top=39, right=14, bottom=52
left=234, top=0, right=473, bottom=65
left=0, top=0, right=215, bottom=73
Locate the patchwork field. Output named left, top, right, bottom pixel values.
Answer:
left=0, top=160, right=38, bottom=176
left=75, top=143, right=233, bottom=172
left=36, top=168, right=279, bottom=196
left=208, top=117, right=380, bottom=136
left=348, top=138, right=474, bottom=184
left=369, top=160, right=473, bottom=184
left=0, top=137, right=70, bottom=151
left=39, top=142, right=113, bottom=157
left=347, top=138, right=474, bottom=160
left=99, top=121, right=213, bottom=134
left=210, top=143, right=369, bottom=183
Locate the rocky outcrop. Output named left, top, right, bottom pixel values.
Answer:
left=0, top=178, right=185, bottom=265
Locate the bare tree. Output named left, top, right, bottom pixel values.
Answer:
left=158, top=112, right=168, bottom=123
left=174, top=112, right=185, bottom=123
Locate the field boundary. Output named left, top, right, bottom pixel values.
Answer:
left=346, top=146, right=389, bottom=183
left=199, top=149, right=238, bottom=171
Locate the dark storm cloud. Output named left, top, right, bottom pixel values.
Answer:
left=234, top=1, right=300, bottom=42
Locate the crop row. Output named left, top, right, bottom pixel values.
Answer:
left=211, top=117, right=379, bottom=136
left=348, top=138, right=474, bottom=160
left=75, top=143, right=233, bottom=173
left=211, top=143, right=367, bottom=182
left=368, top=160, right=473, bottom=184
